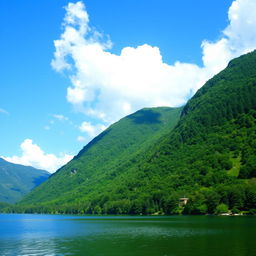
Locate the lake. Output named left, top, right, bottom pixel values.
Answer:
left=0, top=214, right=255, bottom=256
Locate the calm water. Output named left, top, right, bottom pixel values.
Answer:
left=0, top=214, right=255, bottom=256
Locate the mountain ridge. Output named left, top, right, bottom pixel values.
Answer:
left=17, top=106, right=182, bottom=210
left=0, top=158, right=50, bottom=203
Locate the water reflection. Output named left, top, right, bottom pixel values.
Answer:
left=0, top=215, right=60, bottom=256
left=0, top=214, right=256, bottom=256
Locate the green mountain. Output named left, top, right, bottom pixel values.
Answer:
left=0, top=158, right=50, bottom=203
left=16, top=107, right=182, bottom=213
left=15, top=50, right=256, bottom=215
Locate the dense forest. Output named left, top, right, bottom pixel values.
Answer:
left=3, top=50, right=256, bottom=215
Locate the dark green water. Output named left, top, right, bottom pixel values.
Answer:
left=0, top=214, right=255, bottom=256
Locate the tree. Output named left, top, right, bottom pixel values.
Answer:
left=215, top=203, right=229, bottom=214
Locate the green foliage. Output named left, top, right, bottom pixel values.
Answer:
left=10, top=50, right=256, bottom=215
left=215, top=203, right=229, bottom=214
left=17, top=107, right=182, bottom=213
left=0, top=201, right=11, bottom=211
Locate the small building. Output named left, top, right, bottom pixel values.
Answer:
left=179, top=197, right=189, bottom=206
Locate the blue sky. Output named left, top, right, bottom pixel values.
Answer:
left=1, top=0, right=256, bottom=172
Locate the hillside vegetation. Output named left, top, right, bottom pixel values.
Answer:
left=15, top=107, right=182, bottom=213
left=9, top=50, right=256, bottom=215
left=0, top=158, right=49, bottom=203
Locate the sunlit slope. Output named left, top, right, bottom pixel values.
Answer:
left=0, top=158, right=49, bottom=203
left=19, top=107, right=182, bottom=208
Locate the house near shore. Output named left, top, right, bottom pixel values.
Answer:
left=179, top=197, right=189, bottom=206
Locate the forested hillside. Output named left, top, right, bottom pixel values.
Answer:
left=7, top=50, right=256, bottom=215
left=14, top=107, right=182, bottom=213
left=0, top=158, right=49, bottom=203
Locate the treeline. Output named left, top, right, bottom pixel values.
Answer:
left=2, top=181, right=256, bottom=215
left=0, top=202, right=11, bottom=210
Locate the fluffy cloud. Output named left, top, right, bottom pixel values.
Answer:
left=202, top=0, right=256, bottom=74
left=79, top=121, right=106, bottom=138
left=52, top=0, right=256, bottom=128
left=2, top=139, right=73, bottom=173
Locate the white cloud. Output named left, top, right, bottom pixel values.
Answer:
left=2, top=139, right=73, bottom=173
left=53, top=114, right=69, bottom=121
left=79, top=121, right=106, bottom=138
left=0, top=108, right=9, bottom=115
left=201, top=0, right=256, bottom=74
left=52, top=0, right=256, bottom=127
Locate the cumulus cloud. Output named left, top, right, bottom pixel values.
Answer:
left=52, top=0, right=256, bottom=128
left=79, top=121, right=106, bottom=138
left=202, top=0, right=256, bottom=74
left=2, top=139, right=73, bottom=173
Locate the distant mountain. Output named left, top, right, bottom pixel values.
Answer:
left=16, top=50, right=256, bottom=215
left=0, top=158, right=50, bottom=203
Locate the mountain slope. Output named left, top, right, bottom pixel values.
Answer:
left=14, top=50, right=256, bottom=215
left=0, top=158, right=50, bottom=203
left=17, top=107, right=182, bottom=211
